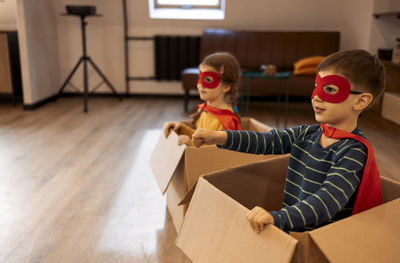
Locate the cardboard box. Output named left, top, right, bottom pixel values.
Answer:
left=382, top=92, right=400, bottom=125
left=149, top=117, right=275, bottom=233
left=176, top=155, right=400, bottom=263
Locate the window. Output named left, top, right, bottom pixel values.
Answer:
left=156, top=0, right=221, bottom=9
left=149, top=0, right=225, bottom=20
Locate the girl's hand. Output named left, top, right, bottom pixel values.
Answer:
left=163, top=122, right=177, bottom=138
left=246, top=206, right=274, bottom=234
left=192, top=128, right=228, bottom=147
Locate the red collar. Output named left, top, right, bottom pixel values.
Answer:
left=197, top=103, right=241, bottom=130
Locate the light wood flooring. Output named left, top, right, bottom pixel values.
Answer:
left=0, top=96, right=399, bottom=263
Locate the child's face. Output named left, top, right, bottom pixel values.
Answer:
left=311, top=69, right=361, bottom=126
left=197, top=64, right=231, bottom=104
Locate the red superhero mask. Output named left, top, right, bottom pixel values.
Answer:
left=312, top=74, right=359, bottom=103
left=198, top=71, right=221, bottom=89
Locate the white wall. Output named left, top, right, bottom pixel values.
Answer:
left=52, top=0, right=379, bottom=96
left=369, top=0, right=400, bottom=55
left=54, top=0, right=125, bottom=97
left=16, top=0, right=59, bottom=104
left=0, top=0, right=17, bottom=30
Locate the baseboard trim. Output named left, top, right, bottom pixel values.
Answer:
left=23, top=94, right=58, bottom=110
left=0, top=93, right=16, bottom=103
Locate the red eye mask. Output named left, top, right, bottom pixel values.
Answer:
left=198, top=71, right=221, bottom=89
left=312, top=74, right=351, bottom=103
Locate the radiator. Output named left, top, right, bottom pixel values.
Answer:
left=154, top=35, right=201, bottom=81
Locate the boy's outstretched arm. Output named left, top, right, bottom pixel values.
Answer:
left=218, top=125, right=308, bottom=155
left=192, top=128, right=228, bottom=147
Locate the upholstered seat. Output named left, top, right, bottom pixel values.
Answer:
left=181, top=29, right=340, bottom=111
left=181, top=68, right=199, bottom=111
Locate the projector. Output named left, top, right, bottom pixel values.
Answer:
left=66, top=5, right=96, bottom=16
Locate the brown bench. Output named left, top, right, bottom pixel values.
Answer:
left=181, top=28, right=340, bottom=111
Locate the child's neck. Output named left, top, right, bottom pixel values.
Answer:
left=207, top=98, right=230, bottom=109
left=325, top=120, right=358, bottom=133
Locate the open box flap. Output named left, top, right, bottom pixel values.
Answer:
left=176, top=177, right=298, bottom=263
left=309, top=198, right=400, bottom=263
left=149, top=131, right=186, bottom=194
left=290, top=175, right=400, bottom=263
left=184, top=146, right=275, bottom=192
left=204, top=154, right=289, bottom=210
left=178, top=155, right=290, bottom=208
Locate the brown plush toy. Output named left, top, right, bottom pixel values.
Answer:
left=173, top=123, right=195, bottom=138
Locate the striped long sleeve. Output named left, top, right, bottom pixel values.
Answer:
left=219, top=125, right=309, bottom=155
left=218, top=124, right=368, bottom=231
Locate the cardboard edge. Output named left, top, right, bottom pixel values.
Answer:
left=176, top=177, right=299, bottom=263
left=178, top=180, right=197, bottom=206
left=308, top=198, right=400, bottom=263
left=149, top=130, right=187, bottom=194
left=289, top=232, right=329, bottom=263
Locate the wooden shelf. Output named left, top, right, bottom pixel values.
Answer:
left=373, top=11, right=400, bottom=19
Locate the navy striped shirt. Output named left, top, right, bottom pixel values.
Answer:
left=219, top=124, right=368, bottom=232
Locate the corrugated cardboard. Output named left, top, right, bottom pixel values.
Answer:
left=150, top=130, right=186, bottom=194
left=176, top=176, right=298, bottom=263
left=149, top=117, right=274, bottom=233
left=177, top=155, right=400, bottom=263
left=381, top=92, right=400, bottom=125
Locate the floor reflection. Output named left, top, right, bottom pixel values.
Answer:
left=98, top=129, right=167, bottom=257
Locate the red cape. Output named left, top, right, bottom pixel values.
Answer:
left=321, top=124, right=382, bottom=214
left=197, top=103, right=241, bottom=130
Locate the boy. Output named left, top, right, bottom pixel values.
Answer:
left=192, top=49, right=385, bottom=233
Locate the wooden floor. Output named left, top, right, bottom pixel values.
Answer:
left=0, top=96, right=399, bottom=263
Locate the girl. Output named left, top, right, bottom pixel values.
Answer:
left=164, top=52, right=241, bottom=146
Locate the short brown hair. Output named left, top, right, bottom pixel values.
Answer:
left=317, top=49, right=386, bottom=109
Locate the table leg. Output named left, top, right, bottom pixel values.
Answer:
left=276, top=79, right=282, bottom=128
left=246, top=77, right=251, bottom=116
left=284, top=77, right=291, bottom=128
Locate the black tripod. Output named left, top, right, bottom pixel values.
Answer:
left=59, top=8, right=121, bottom=112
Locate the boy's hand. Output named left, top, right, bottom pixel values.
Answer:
left=163, top=122, right=177, bottom=138
left=192, top=128, right=228, bottom=147
left=246, top=206, right=274, bottom=234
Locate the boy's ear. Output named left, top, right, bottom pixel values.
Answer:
left=354, top=92, right=373, bottom=111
